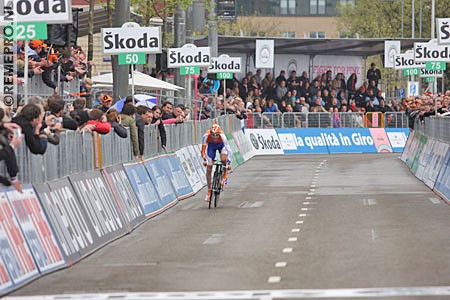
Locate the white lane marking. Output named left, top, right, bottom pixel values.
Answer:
left=301, top=208, right=311, bottom=211
left=307, top=193, right=314, bottom=196
left=310, top=185, right=316, bottom=188
left=309, top=189, right=316, bottom=192
left=371, top=229, right=378, bottom=241
left=267, top=276, right=281, bottom=283
left=291, top=228, right=301, bottom=232
left=23, top=287, right=450, bottom=299
left=203, top=234, right=225, bottom=245
left=282, top=248, right=293, bottom=253
left=298, top=214, right=308, bottom=217
left=303, top=202, right=314, bottom=205
left=288, top=237, right=298, bottom=242
left=296, top=221, right=304, bottom=224
left=305, top=197, right=312, bottom=200
left=275, top=262, right=287, bottom=268
left=363, top=199, right=377, bottom=206
left=429, top=197, right=441, bottom=204
left=313, top=176, right=318, bottom=179
left=104, top=262, right=158, bottom=267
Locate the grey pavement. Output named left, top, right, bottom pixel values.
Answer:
left=8, top=154, right=450, bottom=300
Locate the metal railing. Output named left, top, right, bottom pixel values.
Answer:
left=417, top=116, right=450, bottom=144
left=15, top=115, right=241, bottom=184
left=17, top=74, right=81, bottom=101
left=245, top=112, right=409, bottom=129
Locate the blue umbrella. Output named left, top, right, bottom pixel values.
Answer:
left=109, top=94, right=157, bottom=113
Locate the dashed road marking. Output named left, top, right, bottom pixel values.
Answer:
left=275, top=262, right=287, bottom=268
left=299, top=214, right=308, bottom=217
left=283, top=248, right=293, bottom=253
left=291, top=228, right=301, bottom=232
left=268, top=276, right=281, bottom=283
left=296, top=220, right=304, bottom=224
left=288, top=237, right=298, bottom=242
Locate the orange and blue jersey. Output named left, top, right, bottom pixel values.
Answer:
left=201, top=129, right=232, bottom=164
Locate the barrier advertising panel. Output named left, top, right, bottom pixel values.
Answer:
left=423, top=142, right=449, bottom=189
left=69, top=171, right=128, bottom=244
left=385, top=128, right=410, bottom=152
left=369, top=128, right=393, bottom=152
left=6, top=186, right=65, bottom=274
left=226, top=133, right=244, bottom=167
left=102, top=165, right=146, bottom=230
left=401, top=130, right=417, bottom=162
left=158, top=155, right=193, bottom=200
left=410, top=133, right=428, bottom=174
left=0, top=192, right=39, bottom=287
left=232, top=130, right=255, bottom=161
left=245, top=129, right=284, bottom=155
left=434, top=149, right=450, bottom=203
left=415, top=139, right=435, bottom=180
left=277, top=128, right=329, bottom=154
left=143, top=157, right=180, bottom=203
left=189, top=145, right=207, bottom=185
left=123, top=162, right=165, bottom=218
left=42, top=179, right=96, bottom=263
left=0, top=252, right=13, bottom=294
left=405, top=131, right=424, bottom=168
left=176, top=148, right=203, bottom=193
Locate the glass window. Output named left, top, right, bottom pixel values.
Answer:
left=318, top=31, right=326, bottom=38
left=281, top=31, right=296, bottom=38
left=310, top=32, right=317, bottom=38
left=289, top=0, right=296, bottom=14
left=280, top=0, right=288, bottom=14
left=310, top=0, right=317, bottom=14
left=318, top=0, right=325, bottom=14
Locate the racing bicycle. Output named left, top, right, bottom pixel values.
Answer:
left=209, top=160, right=225, bottom=209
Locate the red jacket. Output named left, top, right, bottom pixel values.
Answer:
left=87, top=120, right=111, bottom=134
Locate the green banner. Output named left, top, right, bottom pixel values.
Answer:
left=403, top=68, right=420, bottom=76
left=180, top=66, right=200, bottom=75
left=425, top=62, right=446, bottom=71
left=425, top=77, right=436, bottom=83
left=216, top=72, right=233, bottom=80
left=10, top=22, right=47, bottom=40
left=118, top=53, right=146, bottom=65
left=226, top=133, right=244, bottom=167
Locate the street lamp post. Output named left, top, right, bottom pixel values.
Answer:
left=411, top=0, right=415, bottom=38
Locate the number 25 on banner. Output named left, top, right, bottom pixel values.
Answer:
left=9, top=22, right=48, bottom=40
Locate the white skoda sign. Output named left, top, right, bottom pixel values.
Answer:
left=414, top=40, right=450, bottom=62
left=437, top=18, right=450, bottom=45
left=384, top=40, right=400, bottom=68
left=208, top=54, right=242, bottom=73
left=394, top=50, right=425, bottom=69
left=0, top=0, right=72, bottom=24
left=256, top=40, right=274, bottom=68
left=102, top=23, right=161, bottom=54
left=168, top=44, right=211, bottom=68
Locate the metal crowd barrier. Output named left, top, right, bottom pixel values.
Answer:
left=245, top=112, right=408, bottom=129
left=15, top=115, right=241, bottom=184
left=17, top=74, right=81, bottom=101
left=421, top=116, right=450, bottom=144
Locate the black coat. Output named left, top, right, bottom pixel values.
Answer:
left=12, top=115, right=47, bottom=155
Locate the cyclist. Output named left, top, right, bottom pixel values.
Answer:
left=201, top=124, right=232, bottom=202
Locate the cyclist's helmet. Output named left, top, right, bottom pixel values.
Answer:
left=210, top=124, right=221, bottom=135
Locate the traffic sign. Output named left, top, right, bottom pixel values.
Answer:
left=425, top=62, right=446, bottom=70
left=0, top=0, right=72, bottom=24
left=208, top=54, right=242, bottom=74
left=10, top=22, right=47, bottom=40
left=168, top=44, right=211, bottom=68
left=118, top=53, right=146, bottom=65
left=403, top=68, right=420, bottom=76
left=102, top=22, right=161, bottom=54
left=216, top=72, right=233, bottom=79
left=179, top=66, right=200, bottom=75
left=425, top=77, right=436, bottom=83
left=437, top=18, right=450, bottom=45
left=414, top=40, right=450, bottom=62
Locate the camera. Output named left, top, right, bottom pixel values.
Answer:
left=52, top=117, right=63, bottom=123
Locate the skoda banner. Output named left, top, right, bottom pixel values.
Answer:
left=245, top=129, right=284, bottom=155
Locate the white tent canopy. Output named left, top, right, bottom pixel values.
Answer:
left=91, top=71, right=184, bottom=91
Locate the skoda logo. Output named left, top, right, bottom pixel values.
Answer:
left=260, top=46, right=270, bottom=64
left=250, top=133, right=259, bottom=150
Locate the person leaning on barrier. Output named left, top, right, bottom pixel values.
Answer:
left=120, top=103, right=140, bottom=162
left=69, top=98, right=90, bottom=128
left=135, top=106, right=153, bottom=158
left=151, top=106, right=167, bottom=152
left=86, top=109, right=111, bottom=134
left=106, top=109, right=127, bottom=138
left=0, top=108, right=23, bottom=193
left=12, top=103, right=50, bottom=155
left=46, top=95, right=78, bottom=130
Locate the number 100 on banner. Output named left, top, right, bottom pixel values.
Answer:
left=118, top=53, right=146, bottom=65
